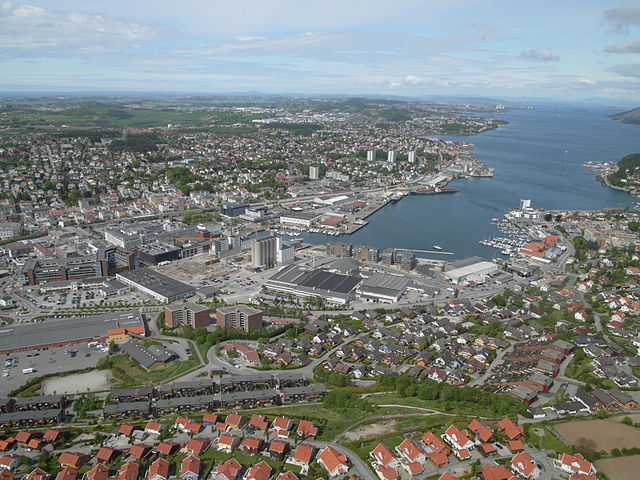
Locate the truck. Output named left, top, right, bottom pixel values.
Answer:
left=22, top=368, right=35, bottom=374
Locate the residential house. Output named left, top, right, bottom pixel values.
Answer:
left=511, top=452, right=540, bottom=479
left=553, top=454, right=596, bottom=477
left=210, top=459, right=242, bottom=480
left=180, top=455, right=201, bottom=480
left=317, top=446, right=349, bottom=477
left=243, top=461, right=272, bottom=480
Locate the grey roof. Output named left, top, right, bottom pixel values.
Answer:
left=0, top=311, right=145, bottom=353
left=121, top=340, right=176, bottom=370
left=155, top=395, right=216, bottom=409
left=14, top=395, right=64, bottom=406
left=267, top=264, right=361, bottom=299
left=446, top=256, right=487, bottom=271
left=357, top=273, right=410, bottom=298
left=117, top=267, right=195, bottom=299
left=280, top=385, right=327, bottom=396
left=108, top=386, right=154, bottom=400
left=162, top=380, right=213, bottom=391
left=609, top=388, right=634, bottom=404
left=103, top=401, right=151, bottom=415
left=221, top=390, right=279, bottom=403
left=0, top=408, right=63, bottom=424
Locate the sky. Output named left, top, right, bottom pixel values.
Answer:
left=1, top=0, right=640, bottom=104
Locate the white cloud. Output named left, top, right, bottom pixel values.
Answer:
left=0, top=1, right=162, bottom=57
left=605, top=38, right=640, bottom=53
left=519, top=48, right=559, bottom=62
left=602, top=4, right=640, bottom=33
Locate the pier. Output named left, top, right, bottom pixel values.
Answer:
left=395, top=248, right=454, bottom=255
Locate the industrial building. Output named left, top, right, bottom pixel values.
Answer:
left=164, top=302, right=211, bottom=328
left=251, top=236, right=278, bottom=268
left=444, top=258, right=499, bottom=285
left=216, top=305, right=263, bottom=332
left=0, top=311, right=147, bottom=354
left=279, top=211, right=323, bottom=228
left=116, top=267, right=195, bottom=303
left=264, top=264, right=362, bottom=305
left=356, top=273, right=410, bottom=303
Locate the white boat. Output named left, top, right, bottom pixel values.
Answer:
left=433, top=245, right=443, bottom=250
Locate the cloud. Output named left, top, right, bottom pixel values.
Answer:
left=519, top=48, right=559, bottom=62
left=602, top=4, right=640, bottom=33
left=609, top=63, right=640, bottom=78
left=0, top=1, right=162, bottom=57
left=605, top=39, right=640, bottom=53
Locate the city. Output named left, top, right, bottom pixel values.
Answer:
left=1, top=2, right=640, bottom=480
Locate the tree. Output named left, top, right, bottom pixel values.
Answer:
left=108, top=340, right=118, bottom=354
left=574, top=437, right=598, bottom=460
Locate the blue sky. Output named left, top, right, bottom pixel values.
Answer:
left=1, top=0, right=640, bottom=103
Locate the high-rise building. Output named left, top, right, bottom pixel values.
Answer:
left=387, top=150, right=397, bottom=163
left=408, top=151, right=417, bottom=163
left=164, top=302, right=210, bottom=328
left=251, top=236, right=278, bottom=268
left=309, top=166, right=320, bottom=180
left=381, top=248, right=395, bottom=265
left=216, top=305, right=263, bottom=332
left=327, top=243, right=352, bottom=258
left=367, top=150, right=377, bottom=162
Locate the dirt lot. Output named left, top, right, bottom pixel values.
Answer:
left=42, top=370, right=112, bottom=394
left=596, top=455, right=640, bottom=480
left=555, top=419, right=640, bottom=452
left=342, top=420, right=398, bottom=442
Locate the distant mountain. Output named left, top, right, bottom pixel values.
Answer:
left=610, top=107, right=640, bottom=125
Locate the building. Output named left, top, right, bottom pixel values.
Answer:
left=0, top=222, right=22, bottom=241
left=387, top=150, right=397, bottom=163
left=252, top=236, right=278, bottom=269
left=121, top=341, right=177, bottom=370
left=279, top=212, right=323, bottom=228
left=408, top=151, right=417, bottom=163
left=222, top=203, right=249, bottom=217
left=0, top=311, right=146, bottom=355
left=264, top=264, right=362, bottom=305
left=216, top=306, right=263, bottom=332
left=356, top=273, right=410, bottom=303
left=116, top=267, right=195, bottom=303
left=445, top=259, right=498, bottom=285
left=367, top=150, right=377, bottom=162
left=165, top=303, right=210, bottom=328
left=19, top=256, right=108, bottom=286
left=309, top=166, right=320, bottom=180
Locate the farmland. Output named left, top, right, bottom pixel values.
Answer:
left=596, top=455, right=640, bottom=480
left=554, top=418, right=640, bottom=452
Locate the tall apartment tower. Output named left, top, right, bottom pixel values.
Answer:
left=216, top=305, right=263, bottom=332
left=251, top=236, right=278, bottom=268
left=366, top=150, right=377, bottom=162
left=309, top=166, right=320, bottom=180
left=408, top=151, right=417, bottom=163
left=387, top=150, right=397, bottom=163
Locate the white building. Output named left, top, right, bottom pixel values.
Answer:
left=309, top=166, right=320, bottom=180
left=367, top=150, right=377, bottom=162
left=407, top=151, right=417, bottom=163
left=445, top=261, right=498, bottom=285
left=280, top=212, right=323, bottom=228
left=387, top=150, right=397, bottom=163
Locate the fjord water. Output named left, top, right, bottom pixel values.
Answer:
left=301, top=106, right=640, bottom=259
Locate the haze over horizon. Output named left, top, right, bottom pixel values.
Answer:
left=2, top=1, right=640, bottom=105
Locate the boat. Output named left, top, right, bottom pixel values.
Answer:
left=433, top=245, right=443, bottom=250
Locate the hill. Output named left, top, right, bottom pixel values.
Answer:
left=607, top=153, right=640, bottom=188
left=609, top=107, right=640, bottom=125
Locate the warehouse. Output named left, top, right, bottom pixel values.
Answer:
left=116, top=267, right=195, bottom=302
left=264, top=264, right=361, bottom=305
left=0, top=311, right=147, bottom=354
left=121, top=340, right=178, bottom=370
left=444, top=259, right=498, bottom=285
left=279, top=211, right=323, bottom=228
left=356, top=273, right=410, bottom=303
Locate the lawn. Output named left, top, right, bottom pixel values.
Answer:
left=525, top=424, right=572, bottom=454
left=365, top=392, right=506, bottom=419
left=110, top=352, right=202, bottom=387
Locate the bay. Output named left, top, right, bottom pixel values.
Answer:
left=298, top=106, right=640, bottom=259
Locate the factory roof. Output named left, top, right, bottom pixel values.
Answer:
left=0, top=311, right=145, bottom=353
left=117, top=267, right=194, bottom=299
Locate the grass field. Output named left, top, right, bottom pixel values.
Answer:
left=110, top=352, right=201, bottom=388
left=365, top=392, right=506, bottom=418
left=555, top=419, right=640, bottom=452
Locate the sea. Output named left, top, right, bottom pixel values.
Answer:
left=297, top=106, right=640, bottom=260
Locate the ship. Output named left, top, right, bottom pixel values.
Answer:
left=433, top=245, right=443, bottom=250
left=410, top=187, right=458, bottom=195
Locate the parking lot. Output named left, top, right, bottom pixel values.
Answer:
left=1, top=342, right=109, bottom=396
